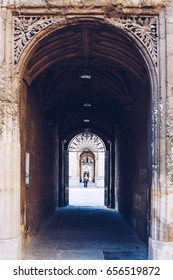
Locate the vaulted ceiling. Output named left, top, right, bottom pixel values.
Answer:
left=26, top=22, right=149, bottom=140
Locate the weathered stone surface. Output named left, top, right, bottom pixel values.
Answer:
left=0, top=0, right=166, bottom=8
left=149, top=238, right=173, bottom=260
left=0, top=238, right=21, bottom=260
left=0, top=16, right=4, bottom=65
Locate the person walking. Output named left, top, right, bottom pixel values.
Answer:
left=83, top=174, right=88, bottom=188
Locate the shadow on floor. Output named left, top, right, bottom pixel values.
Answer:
left=24, top=206, right=148, bottom=260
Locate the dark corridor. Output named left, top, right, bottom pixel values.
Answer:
left=21, top=21, right=152, bottom=257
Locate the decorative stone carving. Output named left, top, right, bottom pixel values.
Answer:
left=115, top=16, right=158, bottom=67
left=5, top=104, right=19, bottom=141
left=0, top=102, right=19, bottom=141
left=14, top=15, right=158, bottom=67
left=14, top=16, right=59, bottom=64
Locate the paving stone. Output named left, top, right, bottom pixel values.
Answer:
left=56, top=243, right=87, bottom=250
left=103, top=251, right=147, bottom=260
left=24, top=206, right=147, bottom=260
left=58, top=250, right=104, bottom=260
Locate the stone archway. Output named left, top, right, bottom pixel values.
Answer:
left=18, top=16, right=157, bottom=258
left=1, top=2, right=172, bottom=260
left=68, top=132, right=105, bottom=184
left=80, top=152, right=95, bottom=182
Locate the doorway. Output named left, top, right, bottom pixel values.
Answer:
left=68, top=132, right=105, bottom=207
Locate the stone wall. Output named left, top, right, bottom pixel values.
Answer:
left=0, top=0, right=166, bottom=9
left=165, top=4, right=173, bottom=240
left=0, top=6, right=21, bottom=259
left=130, top=83, right=150, bottom=242
left=117, top=81, right=150, bottom=242
left=20, top=80, right=55, bottom=248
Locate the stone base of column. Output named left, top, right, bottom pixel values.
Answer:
left=149, top=237, right=173, bottom=259
left=0, top=237, right=21, bottom=260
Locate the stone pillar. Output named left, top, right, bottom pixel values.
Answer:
left=0, top=101, right=21, bottom=259
left=165, top=3, right=173, bottom=243
left=149, top=5, right=173, bottom=260
left=0, top=10, right=21, bottom=260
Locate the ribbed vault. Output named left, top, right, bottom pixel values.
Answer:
left=26, top=21, right=149, bottom=139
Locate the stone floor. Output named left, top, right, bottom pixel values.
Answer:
left=24, top=188, right=148, bottom=260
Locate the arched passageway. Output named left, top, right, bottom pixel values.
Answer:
left=20, top=20, right=152, bottom=258
left=68, top=132, right=105, bottom=207
left=68, top=132, right=105, bottom=185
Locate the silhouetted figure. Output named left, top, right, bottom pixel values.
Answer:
left=83, top=175, right=88, bottom=188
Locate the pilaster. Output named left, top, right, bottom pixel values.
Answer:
left=0, top=9, right=21, bottom=260
left=149, top=3, right=173, bottom=260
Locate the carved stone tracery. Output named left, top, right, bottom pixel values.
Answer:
left=14, top=16, right=59, bottom=64
left=117, top=16, right=158, bottom=66
left=14, top=15, right=158, bottom=67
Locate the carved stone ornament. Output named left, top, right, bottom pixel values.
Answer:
left=14, top=16, right=59, bottom=64
left=0, top=103, right=19, bottom=141
left=115, top=16, right=158, bottom=67
left=14, top=15, right=158, bottom=66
